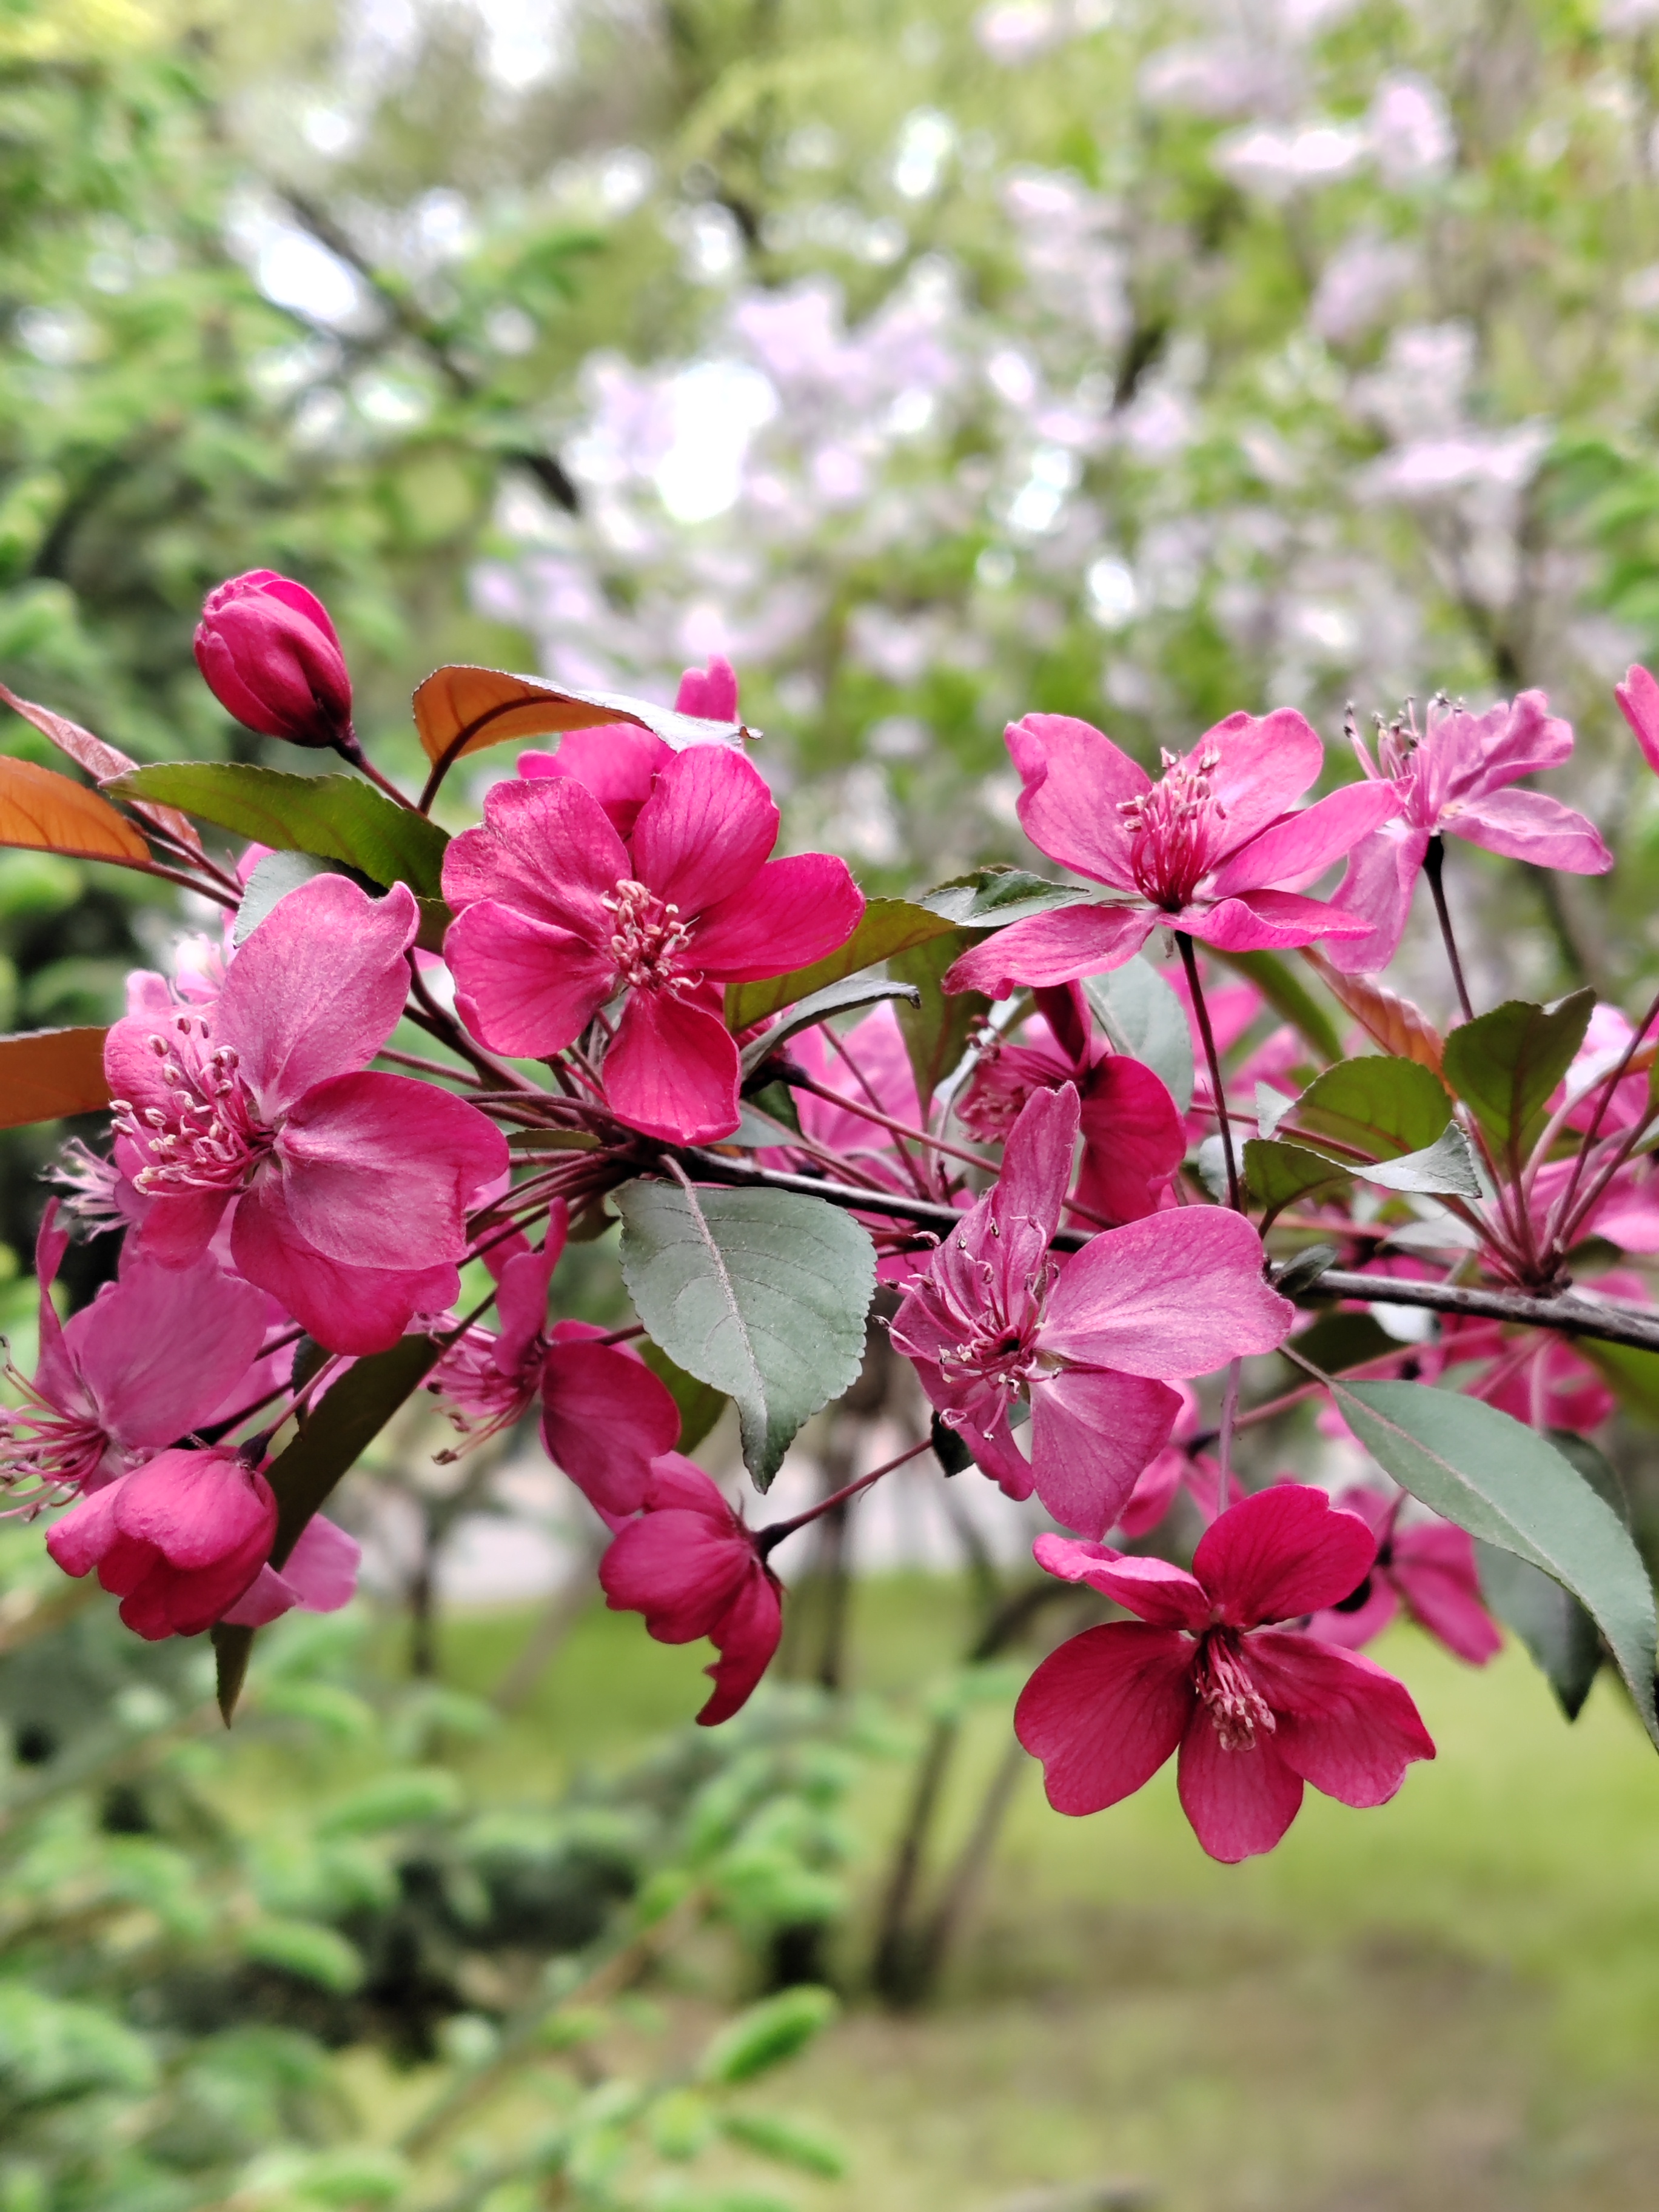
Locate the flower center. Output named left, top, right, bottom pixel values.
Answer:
left=1116, top=747, right=1227, bottom=910
left=429, top=1327, right=543, bottom=1461
left=936, top=1248, right=1057, bottom=1404
left=110, top=1014, right=275, bottom=1197
left=603, top=879, right=700, bottom=995
left=1193, top=1629, right=1278, bottom=1753
left=0, top=1366, right=112, bottom=1508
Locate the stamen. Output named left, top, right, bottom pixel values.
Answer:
left=1193, top=1630, right=1277, bottom=1753
left=600, top=879, right=701, bottom=996
left=1115, top=746, right=1227, bottom=909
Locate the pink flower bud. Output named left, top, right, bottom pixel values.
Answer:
left=194, top=569, right=353, bottom=749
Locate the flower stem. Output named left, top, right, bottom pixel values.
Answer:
left=1217, top=1356, right=1241, bottom=1491
left=1176, top=932, right=1241, bottom=1210
left=1423, top=835, right=1475, bottom=1024
left=755, top=1436, right=932, bottom=1558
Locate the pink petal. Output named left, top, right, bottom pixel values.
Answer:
left=441, top=774, right=626, bottom=937
left=273, top=1072, right=506, bottom=1270
left=45, top=1478, right=125, bottom=1580
left=516, top=723, right=672, bottom=840
left=1033, top=1531, right=1211, bottom=1630
left=675, top=655, right=739, bottom=721
left=1114, top=1444, right=1188, bottom=1540
left=224, top=1514, right=363, bottom=1623
left=130, top=1188, right=231, bottom=1271
left=794, top=1004, right=920, bottom=1151
left=1324, top=825, right=1430, bottom=975
left=630, top=745, right=778, bottom=917
left=216, top=877, right=419, bottom=1110
left=700, top=1566, right=783, bottom=1724
left=1176, top=1707, right=1305, bottom=1861
left=1183, top=887, right=1375, bottom=953
left=1391, top=1524, right=1502, bottom=1664
left=690, top=853, right=864, bottom=979
left=230, top=1182, right=460, bottom=1355
left=542, top=1324, right=682, bottom=1517
left=1007, top=713, right=1146, bottom=890
left=1193, top=1485, right=1380, bottom=1627
left=1042, top=1207, right=1292, bottom=1377
left=1616, top=665, right=1659, bottom=776
left=599, top=1507, right=753, bottom=1639
left=645, top=1452, right=734, bottom=1517
left=30, top=1204, right=80, bottom=1413
left=1014, top=1622, right=1195, bottom=1814
left=944, top=903, right=1157, bottom=997
left=1075, top=1055, right=1185, bottom=1224
left=1305, top=1581, right=1401, bottom=1651
left=1478, top=691, right=1574, bottom=782
left=1029, top=1366, right=1183, bottom=1540
left=1446, top=788, right=1612, bottom=874
left=1244, top=1630, right=1436, bottom=1803
left=494, top=1242, right=558, bottom=1374
left=73, top=1254, right=269, bottom=1448
left=113, top=1447, right=275, bottom=1572
left=1208, top=780, right=1400, bottom=899
left=602, top=988, right=742, bottom=1142
left=447, top=903, right=616, bottom=1058
left=1202, top=709, right=1324, bottom=853
left=990, top=1081, right=1079, bottom=1264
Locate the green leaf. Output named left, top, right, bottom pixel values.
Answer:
left=1353, top=1122, right=1484, bottom=1199
left=1208, top=945, right=1343, bottom=1064
left=720, top=2110, right=850, bottom=2179
left=697, top=1987, right=839, bottom=2084
left=1475, top=1537, right=1603, bottom=1720
left=1581, top=1336, right=1659, bottom=1424
left=1242, top=1137, right=1350, bottom=1213
left=1330, top=1378, right=1658, bottom=1747
left=1441, top=990, right=1596, bottom=1159
left=233, top=848, right=358, bottom=943
left=640, top=1338, right=729, bottom=1453
left=891, top=926, right=987, bottom=1106
left=110, top=763, right=450, bottom=897
left=615, top=1180, right=875, bottom=1488
left=917, top=862, right=1094, bottom=927
left=1084, top=955, right=1194, bottom=1111
left=725, top=897, right=958, bottom=1030
left=318, top=1768, right=464, bottom=1836
left=737, top=976, right=920, bottom=1079
left=1289, top=1054, right=1453, bottom=1162
left=240, top=1917, right=366, bottom=1994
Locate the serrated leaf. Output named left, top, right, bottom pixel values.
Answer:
left=1353, top=1122, right=1483, bottom=1198
left=110, top=763, right=449, bottom=897
left=0, top=1025, right=110, bottom=1125
left=1441, top=990, right=1596, bottom=1161
left=411, top=663, right=745, bottom=769
left=737, top=977, right=920, bottom=1079
left=1330, top=1378, right=1658, bottom=1748
left=1084, top=954, right=1195, bottom=1112
left=1288, top=1054, right=1453, bottom=1162
left=1210, top=945, right=1342, bottom=1064
left=639, top=1338, right=729, bottom=1453
left=725, top=898, right=957, bottom=1031
left=917, top=862, right=1094, bottom=928
left=0, top=754, right=150, bottom=864
left=615, top=1180, right=874, bottom=1488
left=892, top=926, right=985, bottom=1105
left=1242, top=1137, right=1350, bottom=1213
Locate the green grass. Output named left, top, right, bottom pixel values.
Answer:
left=434, top=1582, right=1659, bottom=2212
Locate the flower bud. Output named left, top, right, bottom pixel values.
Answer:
left=194, top=569, right=353, bottom=749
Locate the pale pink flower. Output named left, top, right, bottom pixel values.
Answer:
left=1303, top=1486, right=1500, bottom=1666
left=1, top=1205, right=270, bottom=1508
left=46, top=1446, right=278, bottom=1640
left=1328, top=691, right=1610, bottom=973
left=444, top=745, right=863, bottom=1144
left=106, top=876, right=507, bottom=1356
left=890, top=1085, right=1293, bottom=1538
left=1016, top=1484, right=1436, bottom=1862
left=221, top=1513, right=361, bottom=1627
left=947, top=709, right=1395, bottom=996
left=598, top=1453, right=782, bottom=1724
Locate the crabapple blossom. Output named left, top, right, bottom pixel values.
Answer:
left=1016, top=1486, right=1436, bottom=1861
left=946, top=709, right=1396, bottom=996
left=517, top=656, right=742, bottom=839
left=193, top=570, right=354, bottom=751
left=1302, top=1486, right=1500, bottom=1666
left=221, top=1513, right=362, bottom=1629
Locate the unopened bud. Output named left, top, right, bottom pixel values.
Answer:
left=194, top=570, right=353, bottom=750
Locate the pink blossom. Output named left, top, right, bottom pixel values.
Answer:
left=430, top=1202, right=681, bottom=1517
left=517, top=658, right=742, bottom=839
left=1114, top=1388, right=1245, bottom=1538
left=1303, top=1486, right=1500, bottom=1666
left=106, top=876, right=507, bottom=1356
left=1016, top=1484, right=1435, bottom=1861
left=789, top=1002, right=920, bottom=1162
left=1328, top=692, right=1610, bottom=973
left=194, top=571, right=353, bottom=751
left=1, top=1205, right=270, bottom=1507
left=946, top=711, right=1395, bottom=996
left=444, top=746, right=863, bottom=1143
left=221, top=1513, right=361, bottom=1628
left=890, top=1085, right=1293, bottom=1538
left=598, top=1453, right=782, bottom=1724
left=1615, top=663, right=1659, bottom=777
left=46, top=1446, right=278, bottom=1639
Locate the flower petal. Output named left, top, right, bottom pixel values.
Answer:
left=230, top=1182, right=459, bottom=1355
left=1007, top=713, right=1147, bottom=889
left=517, top=723, right=672, bottom=840
left=691, top=853, right=864, bottom=979
left=1324, top=825, right=1430, bottom=976
left=1203, top=709, right=1324, bottom=853
left=1015, top=1621, right=1195, bottom=1813
left=75, top=1254, right=269, bottom=1448
left=1207, top=780, right=1401, bottom=899
left=631, top=744, right=778, bottom=916
left=1193, top=1484, right=1379, bottom=1627
left=1028, top=1366, right=1182, bottom=1540
left=1033, top=1530, right=1210, bottom=1629
left=1244, top=1629, right=1436, bottom=1803
left=700, top=1566, right=783, bottom=1725
left=1184, top=888, right=1375, bottom=953
left=603, top=989, right=742, bottom=1142
left=441, top=773, right=626, bottom=937
left=1446, top=788, right=1612, bottom=874
left=1616, top=665, right=1659, bottom=777
left=1075, top=1054, right=1185, bottom=1224
left=599, top=1507, right=753, bottom=1640
left=447, top=902, right=615, bottom=1059
left=945, top=903, right=1157, bottom=997
left=1390, top=1524, right=1503, bottom=1664
left=1176, top=1707, right=1305, bottom=1861
left=1042, top=1207, right=1292, bottom=1377
left=542, top=1322, right=682, bottom=1518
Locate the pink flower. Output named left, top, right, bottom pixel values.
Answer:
left=430, top=1203, right=681, bottom=1517
left=1303, top=1486, right=1500, bottom=1665
left=106, top=876, right=507, bottom=1356
left=221, top=1513, right=361, bottom=1627
left=194, top=571, right=353, bottom=751
left=946, top=711, right=1395, bottom=996
left=443, top=746, right=863, bottom=1143
left=46, top=1446, right=278, bottom=1640
left=1113, top=1387, right=1245, bottom=1538
left=890, top=1085, right=1293, bottom=1537
left=517, top=657, right=742, bottom=840
left=1, top=1205, right=270, bottom=1507
left=598, top=1454, right=782, bottom=1724
left=1016, top=1485, right=1436, bottom=1861
left=1615, top=663, right=1659, bottom=776
left=1327, top=692, right=1610, bottom=973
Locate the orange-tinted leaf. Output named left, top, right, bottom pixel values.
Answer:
left=0, top=756, right=149, bottom=865
left=0, top=681, right=203, bottom=859
left=412, top=665, right=744, bottom=771
left=0, top=1027, right=111, bottom=1127
left=1302, top=947, right=1444, bottom=1073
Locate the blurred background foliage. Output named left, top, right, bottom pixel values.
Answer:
left=12, top=0, right=1659, bottom=2205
